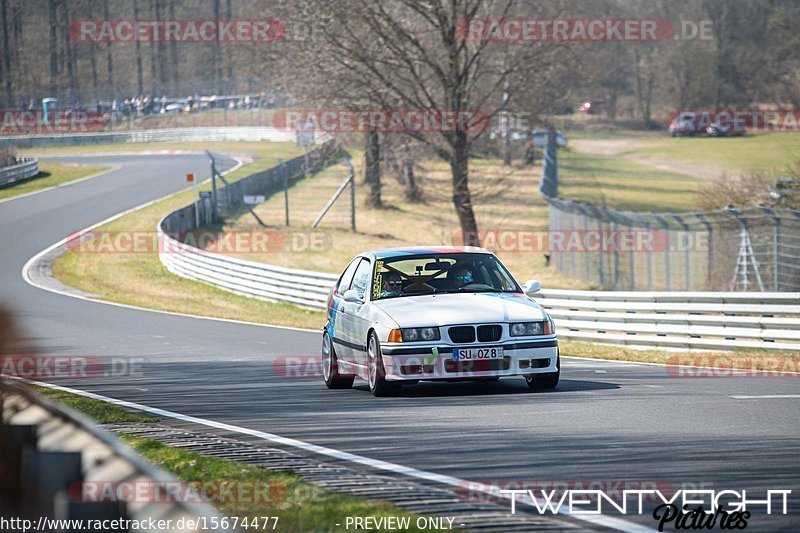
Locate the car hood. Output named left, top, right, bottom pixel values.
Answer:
left=373, top=292, right=547, bottom=327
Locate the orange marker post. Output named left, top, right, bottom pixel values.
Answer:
left=187, top=173, right=199, bottom=227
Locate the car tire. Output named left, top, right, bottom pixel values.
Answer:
left=322, top=331, right=354, bottom=389
left=367, top=332, right=398, bottom=397
left=526, top=354, right=560, bottom=390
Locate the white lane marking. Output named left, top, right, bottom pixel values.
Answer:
left=730, top=395, right=800, bottom=399
left=0, top=166, right=119, bottom=205
left=12, top=376, right=650, bottom=533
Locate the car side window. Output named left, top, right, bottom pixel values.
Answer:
left=350, top=259, right=372, bottom=300
left=336, top=258, right=361, bottom=295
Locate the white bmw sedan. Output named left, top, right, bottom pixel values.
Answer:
left=322, top=246, right=559, bottom=396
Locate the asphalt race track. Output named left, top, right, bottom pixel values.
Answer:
left=2, top=153, right=800, bottom=531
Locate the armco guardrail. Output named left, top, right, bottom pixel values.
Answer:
left=0, top=379, right=227, bottom=531
left=156, top=149, right=800, bottom=351
left=1, top=127, right=297, bottom=148
left=534, top=289, right=800, bottom=351
left=160, top=240, right=337, bottom=309
left=0, top=157, right=38, bottom=188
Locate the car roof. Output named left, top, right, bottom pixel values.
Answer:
left=368, top=246, right=492, bottom=260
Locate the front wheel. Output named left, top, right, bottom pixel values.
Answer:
left=367, top=332, right=398, bottom=397
left=322, top=331, right=354, bottom=389
left=526, top=354, right=560, bottom=390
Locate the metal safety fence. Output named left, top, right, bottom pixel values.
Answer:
left=0, top=157, right=38, bottom=189
left=546, top=198, right=800, bottom=292
left=159, top=140, right=343, bottom=234
left=539, top=129, right=800, bottom=292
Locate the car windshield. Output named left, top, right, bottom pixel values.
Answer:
left=372, top=253, right=520, bottom=300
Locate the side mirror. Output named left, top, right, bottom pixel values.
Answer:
left=523, top=279, right=541, bottom=294
left=343, top=289, right=364, bottom=303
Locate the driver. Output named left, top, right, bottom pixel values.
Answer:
left=452, top=266, right=474, bottom=290
left=381, top=271, right=404, bottom=298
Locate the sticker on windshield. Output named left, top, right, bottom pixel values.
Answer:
left=373, top=260, right=384, bottom=300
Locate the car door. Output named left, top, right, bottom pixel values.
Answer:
left=345, top=258, right=373, bottom=369
left=331, top=258, right=360, bottom=363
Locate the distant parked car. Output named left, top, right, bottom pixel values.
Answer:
left=322, top=247, right=560, bottom=396
left=161, top=100, right=187, bottom=114
left=769, top=177, right=800, bottom=206
left=706, top=118, right=746, bottom=137
left=668, top=116, right=706, bottom=137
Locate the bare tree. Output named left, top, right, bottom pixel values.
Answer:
left=168, top=0, right=179, bottom=89
left=155, top=0, right=168, bottom=90
left=363, top=128, right=382, bottom=207
left=148, top=0, right=159, bottom=93
left=384, top=136, right=425, bottom=202
left=48, top=0, right=58, bottom=94
left=283, top=0, right=560, bottom=245
left=133, top=0, right=144, bottom=94
left=62, top=0, right=78, bottom=102
left=0, top=0, right=12, bottom=105
left=212, top=0, right=220, bottom=92
left=103, top=0, right=114, bottom=97
left=86, top=0, right=99, bottom=97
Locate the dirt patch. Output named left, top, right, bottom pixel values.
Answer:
left=570, top=138, right=717, bottom=180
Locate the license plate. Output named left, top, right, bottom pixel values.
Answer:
left=453, top=347, right=503, bottom=361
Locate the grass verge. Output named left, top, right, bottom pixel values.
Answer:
left=557, top=148, right=701, bottom=211
left=28, top=384, right=436, bottom=532
left=0, top=163, right=107, bottom=201
left=626, top=132, right=800, bottom=178
left=122, top=435, right=433, bottom=532
left=33, top=385, right=159, bottom=423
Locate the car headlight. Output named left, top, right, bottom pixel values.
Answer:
left=510, top=321, right=549, bottom=336
left=400, top=327, right=440, bottom=342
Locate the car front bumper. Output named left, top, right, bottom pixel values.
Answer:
left=380, top=338, right=559, bottom=381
